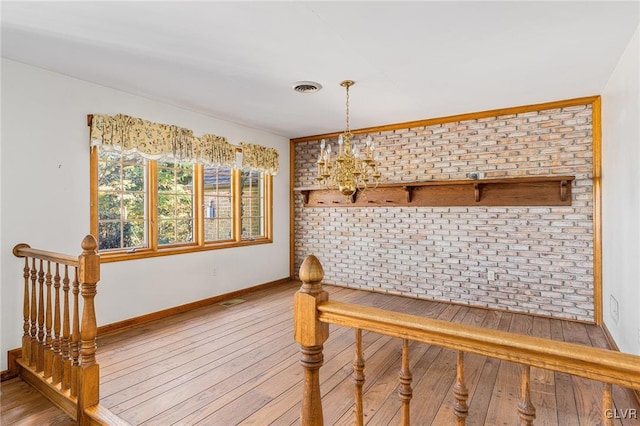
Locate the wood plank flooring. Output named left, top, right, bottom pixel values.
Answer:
left=0, top=377, right=75, bottom=425
left=3, top=281, right=639, bottom=425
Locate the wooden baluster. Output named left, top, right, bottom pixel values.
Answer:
left=294, top=255, right=329, bottom=426
left=602, top=383, right=613, bottom=426
left=517, top=365, right=536, bottom=425
left=299, top=345, right=325, bottom=426
left=77, top=235, right=100, bottom=423
left=399, top=339, right=413, bottom=426
left=36, top=259, right=45, bottom=373
left=30, top=258, right=38, bottom=366
left=70, top=267, right=80, bottom=398
left=453, top=351, right=469, bottom=425
left=61, top=265, right=71, bottom=392
left=52, top=263, right=62, bottom=385
left=353, top=329, right=365, bottom=426
left=44, top=261, right=53, bottom=379
left=13, top=244, right=32, bottom=348
left=21, top=255, right=31, bottom=364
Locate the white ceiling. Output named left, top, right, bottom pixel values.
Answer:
left=1, top=1, right=638, bottom=139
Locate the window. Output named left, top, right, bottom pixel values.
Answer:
left=157, top=161, right=195, bottom=246
left=241, top=170, right=265, bottom=240
left=203, top=167, right=233, bottom=242
left=97, top=151, right=148, bottom=251
left=91, top=149, right=272, bottom=262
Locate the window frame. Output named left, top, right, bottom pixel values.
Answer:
left=94, top=150, right=149, bottom=252
left=90, top=147, right=273, bottom=263
left=202, top=166, right=236, bottom=244
left=240, top=169, right=267, bottom=241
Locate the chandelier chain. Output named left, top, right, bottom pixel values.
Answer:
left=345, top=83, right=350, bottom=134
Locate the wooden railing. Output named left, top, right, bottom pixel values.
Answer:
left=12, top=235, right=102, bottom=425
left=294, top=255, right=640, bottom=425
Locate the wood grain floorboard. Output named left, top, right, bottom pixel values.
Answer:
left=0, top=378, right=75, bottom=426
left=3, top=282, right=639, bottom=425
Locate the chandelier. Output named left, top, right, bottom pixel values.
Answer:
left=316, top=80, right=381, bottom=196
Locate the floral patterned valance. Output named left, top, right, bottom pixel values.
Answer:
left=90, top=114, right=279, bottom=175
left=197, top=134, right=236, bottom=168
left=241, top=142, right=280, bottom=176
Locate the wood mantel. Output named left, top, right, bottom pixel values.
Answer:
left=296, top=176, right=575, bottom=207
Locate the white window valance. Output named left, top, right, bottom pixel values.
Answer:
left=90, top=114, right=279, bottom=175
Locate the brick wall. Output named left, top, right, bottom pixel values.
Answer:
left=203, top=182, right=263, bottom=241
left=293, top=104, right=594, bottom=321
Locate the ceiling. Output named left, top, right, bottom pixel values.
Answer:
left=1, top=1, right=638, bottom=139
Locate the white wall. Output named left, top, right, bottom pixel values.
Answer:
left=0, top=59, right=290, bottom=369
left=601, top=25, right=640, bottom=355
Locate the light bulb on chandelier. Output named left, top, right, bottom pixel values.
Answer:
left=316, top=80, right=381, bottom=196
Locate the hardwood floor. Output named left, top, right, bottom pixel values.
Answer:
left=0, top=377, right=75, bottom=425
left=3, top=281, right=639, bottom=425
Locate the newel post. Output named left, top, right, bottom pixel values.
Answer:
left=294, top=255, right=329, bottom=426
left=77, top=235, right=100, bottom=424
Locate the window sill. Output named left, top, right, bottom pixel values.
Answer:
left=98, top=238, right=273, bottom=263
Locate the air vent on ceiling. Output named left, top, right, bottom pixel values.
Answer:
left=292, top=81, right=322, bottom=93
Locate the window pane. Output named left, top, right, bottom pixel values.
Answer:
left=123, top=165, right=144, bottom=191
left=98, top=220, right=145, bottom=251
left=157, top=219, right=193, bottom=245
left=204, top=217, right=233, bottom=241
left=176, top=219, right=193, bottom=242
left=97, top=150, right=148, bottom=251
left=157, top=166, right=175, bottom=192
left=241, top=170, right=265, bottom=240
left=241, top=217, right=252, bottom=239
left=176, top=165, right=193, bottom=186
left=98, top=193, right=121, bottom=220
left=177, top=195, right=193, bottom=217
left=98, top=222, right=121, bottom=251
left=98, top=162, right=122, bottom=190
left=125, top=221, right=146, bottom=247
left=204, top=167, right=234, bottom=242
left=157, top=161, right=195, bottom=246
left=158, top=220, right=176, bottom=245
left=123, top=194, right=145, bottom=219
left=158, top=194, right=175, bottom=218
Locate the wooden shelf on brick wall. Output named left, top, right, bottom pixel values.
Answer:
left=296, top=176, right=575, bottom=207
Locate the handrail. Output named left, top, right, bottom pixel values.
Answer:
left=317, top=300, right=640, bottom=389
left=294, top=254, right=640, bottom=425
left=12, top=235, right=101, bottom=425
left=13, top=244, right=79, bottom=266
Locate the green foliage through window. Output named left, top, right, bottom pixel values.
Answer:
left=94, top=149, right=271, bottom=258
left=97, top=152, right=147, bottom=251
left=157, top=161, right=194, bottom=245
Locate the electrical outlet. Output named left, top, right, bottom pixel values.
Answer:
left=488, top=270, right=495, bottom=281
left=609, top=295, right=619, bottom=324
left=212, top=267, right=217, bottom=277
